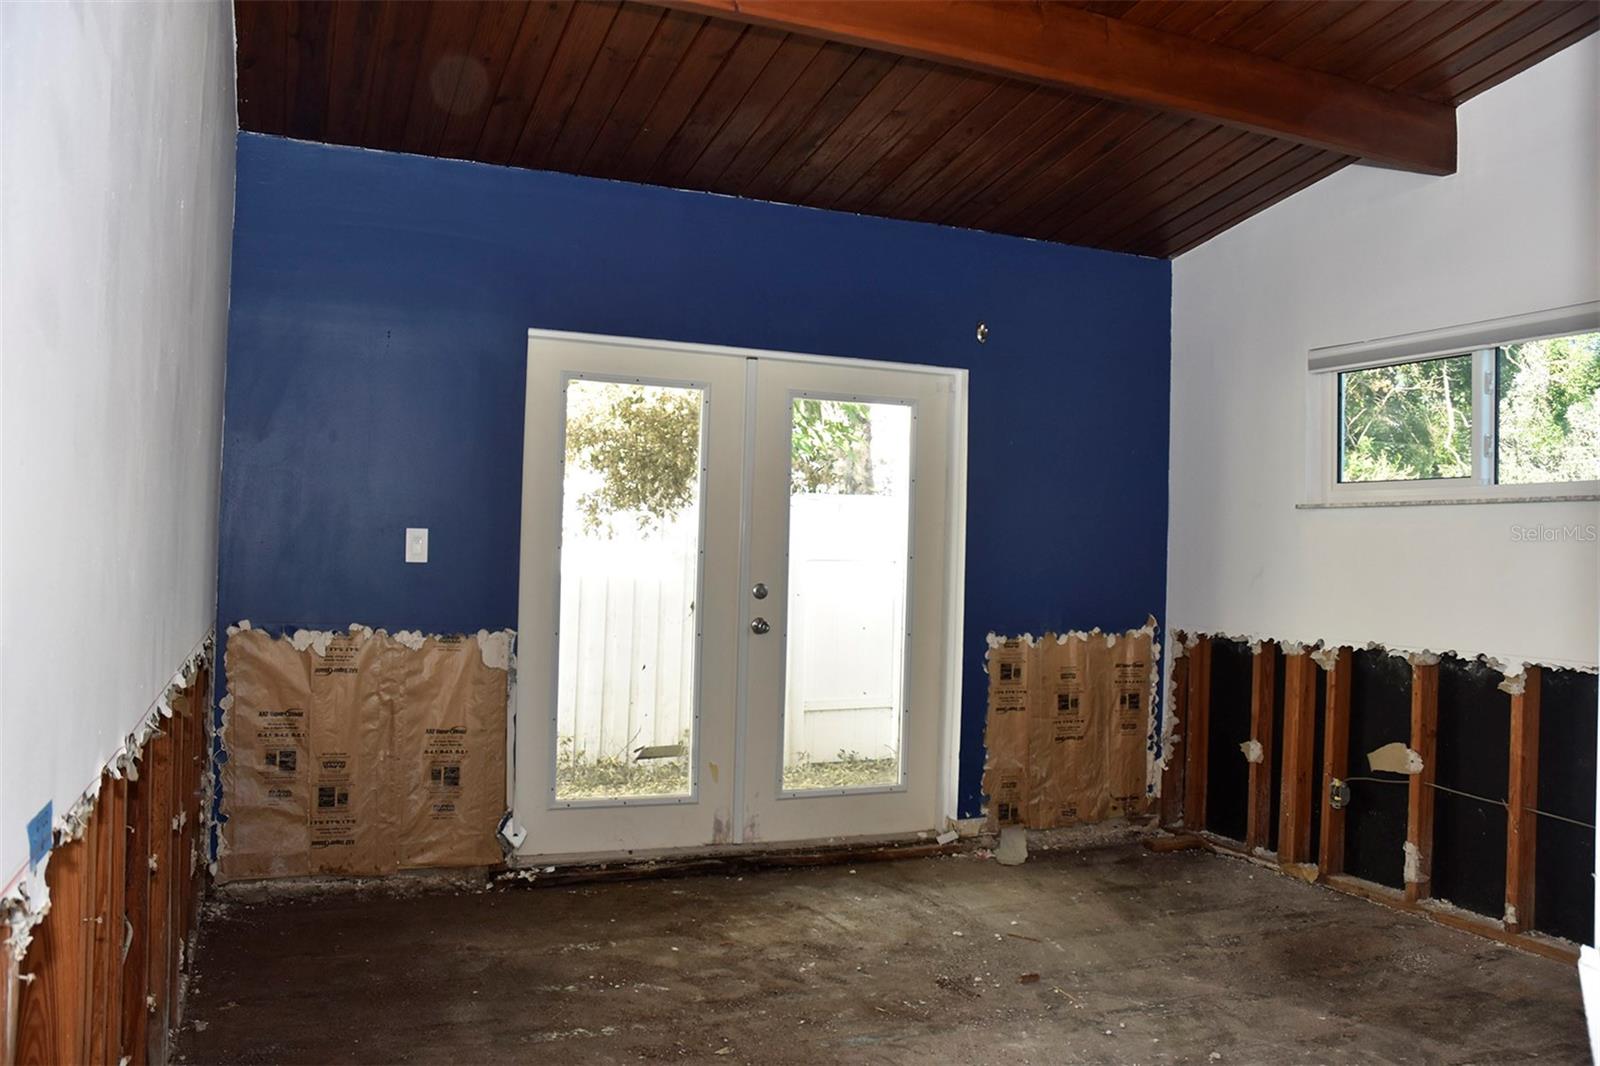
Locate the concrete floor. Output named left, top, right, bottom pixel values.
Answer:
left=174, top=843, right=1588, bottom=1065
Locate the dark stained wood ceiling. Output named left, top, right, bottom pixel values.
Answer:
left=235, top=0, right=1598, bottom=258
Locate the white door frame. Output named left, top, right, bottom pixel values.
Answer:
left=512, top=328, right=969, bottom=860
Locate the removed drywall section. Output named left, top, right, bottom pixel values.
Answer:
left=1267, top=649, right=1287, bottom=852
left=982, top=623, right=1158, bottom=831
left=1309, top=664, right=1329, bottom=859
left=2, top=653, right=212, bottom=1066
left=1204, top=638, right=1252, bottom=842
left=1343, top=650, right=1412, bottom=889
left=1431, top=657, right=1511, bottom=920
left=1170, top=626, right=1594, bottom=957
left=219, top=626, right=512, bottom=881
left=1534, top=667, right=1598, bottom=945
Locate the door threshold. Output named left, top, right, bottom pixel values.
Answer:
left=501, top=831, right=963, bottom=888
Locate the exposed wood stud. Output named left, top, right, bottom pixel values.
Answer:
left=1405, top=661, right=1440, bottom=904
left=1277, top=650, right=1319, bottom=866
left=87, top=775, right=125, bottom=1066
left=1245, top=643, right=1278, bottom=852
left=1505, top=665, right=1542, bottom=933
left=13, top=824, right=90, bottom=1066
left=5, top=664, right=210, bottom=1066
left=121, top=757, right=151, bottom=1064
left=1, top=924, right=14, bottom=1066
left=1318, top=647, right=1352, bottom=877
left=144, top=722, right=176, bottom=1066
left=1160, top=652, right=1188, bottom=829
left=1182, top=636, right=1212, bottom=832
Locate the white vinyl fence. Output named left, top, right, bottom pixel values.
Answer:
left=555, top=494, right=907, bottom=767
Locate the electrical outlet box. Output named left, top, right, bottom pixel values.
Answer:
left=405, top=527, right=429, bottom=564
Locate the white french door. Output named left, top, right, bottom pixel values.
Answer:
left=513, top=331, right=960, bottom=861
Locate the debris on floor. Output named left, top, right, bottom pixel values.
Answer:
left=995, top=825, right=1028, bottom=865
left=175, top=843, right=1586, bottom=1065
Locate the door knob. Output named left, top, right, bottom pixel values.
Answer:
left=750, top=617, right=771, bottom=635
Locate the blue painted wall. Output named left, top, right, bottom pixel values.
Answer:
left=219, top=132, right=1171, bottom=819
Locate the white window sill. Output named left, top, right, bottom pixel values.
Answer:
left=1298, top=493, right=1600, bottom=509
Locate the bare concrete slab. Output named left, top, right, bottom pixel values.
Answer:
left=174, top=844, right=1587, bottom=1064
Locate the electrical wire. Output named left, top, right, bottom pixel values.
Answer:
left=1339, top=774, right=1596, bottom=831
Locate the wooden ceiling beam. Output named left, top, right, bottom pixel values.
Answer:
left=663, top=0, right=1457, bottom=175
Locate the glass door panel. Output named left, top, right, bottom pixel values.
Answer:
left=515, top=336, right=744, bottom=859
left=555, top=379, right=705, bottom=802
left=781, top=399, right=913, bottom=793
left=742, top=359, right=953, bottom=843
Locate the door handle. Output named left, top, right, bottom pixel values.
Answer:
left=750, top=617, right=771, bottom=635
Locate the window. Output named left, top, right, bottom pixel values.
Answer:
left=1308, top=305, right=1599, bottom=503
left=1496, top=333, right=1600, bottom=484
left=1339, top=354, right=1474, bottom=483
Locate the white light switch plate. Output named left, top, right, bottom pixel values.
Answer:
left=405, top=527, right=429, bottom=564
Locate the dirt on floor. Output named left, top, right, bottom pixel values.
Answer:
left=173, top=842, right=1589, bottom=1065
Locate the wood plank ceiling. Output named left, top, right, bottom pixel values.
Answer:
left=235, top=0, right=1598, bottom=258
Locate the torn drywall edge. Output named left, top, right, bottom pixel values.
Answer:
left=1, top=631, right=214, bottom=963
left=1171, top=625, right=1597, bottom=678
left=1144, top=630, right=1164, bottom=796
left=1, top=858, right=49, bottom=966
left=1497, top=668, right=1527, bottom=695
left=984, top=616, right=1158, bottom=650
left=477, top=629, right=514, bottom=671
left=227, top=623, right=517, bottom=672
left=1177, top=628, right=1596, bottom=685
left=984, top=631, right=1039, bottom=656
left=289, top=627, right=334, bottom=656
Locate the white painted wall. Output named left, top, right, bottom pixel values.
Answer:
left=0, top=1, right=236, bottom=885
left=1170, top=39, right=1599, bottom=671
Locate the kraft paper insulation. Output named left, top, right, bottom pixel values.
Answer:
left=219, top=627, right=509, bottom=881
left=220, top=630, right=316, bottom=880
left=983, top=637, right=1033, bottom=828
left=395, top=635, right=507, bottom=869
left=983, top=625, right=1157, bottom=832
left=1109, top=629, right=1153, bottom=817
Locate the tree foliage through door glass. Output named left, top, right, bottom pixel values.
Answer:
left=565, top=382, right=704, bottom=535
left=790, top=398, right=877, bottom=494
left=566, top=385, right=880, bottom=533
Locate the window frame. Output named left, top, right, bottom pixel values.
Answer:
left=1305, top=302, right=1600, bottom=506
